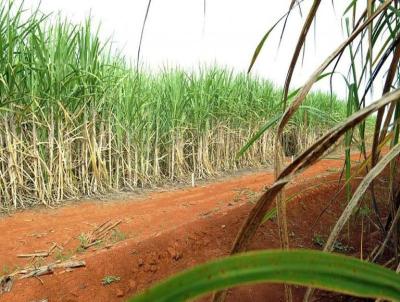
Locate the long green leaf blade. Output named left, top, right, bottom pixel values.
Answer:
left=129, top=250, right=400, bottom=302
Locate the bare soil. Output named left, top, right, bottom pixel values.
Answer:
left=0, top=156, right=385, bottom=302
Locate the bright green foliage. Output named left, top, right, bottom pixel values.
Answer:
left=102, top=275, right=120, bottom=286
left=0, top=1, right=347, bottom=209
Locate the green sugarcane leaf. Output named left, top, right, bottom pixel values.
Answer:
left=236, top=113, right=281, bottom=158
left=129, top=249, right=400, bottom=302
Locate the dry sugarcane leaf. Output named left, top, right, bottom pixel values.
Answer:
left=373, top=203, right=400, bottom=262
left=19, top=266, right=53, bottom=279
left=17, top=252, right=49, bottom=258
left=272, top=8, right=324, bottom=300
left=303, top=143, right=400, bottom=301
left=367, top=0, right=373, bottom=70
left=137, top=0, right=153, bottom=71
left=214, top=88, right=400, bottom=302
left=282, top=0, right=322, bottom=106
left=324, top=143, right=400, bottom=253
left=311, top=133, right=394, bottom=228
left=277, top=0, right=393, bottom=138
left=53, top=260, right=86, bottom=269
left=277, top=7, right=323, bottom=298
left=371, top=33, right=400, bottom=168
left=82, top=219, right=122, bottom=248
left=290, top=89, right=400, bottom=177
left=18, top=260, right=86, bottom=280
left=377, top=38, right=400, bottom=147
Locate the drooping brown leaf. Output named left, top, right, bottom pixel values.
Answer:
left=371, top=33, right=400, bottom=168
left=282, top=0, right=322, bottom=108
left=277, top=0, right=393, bottom=138
left=137, top=0, right=153, bottom=71
left=378, top=37, right=400, bottom=145
left=325, top=143, right=400, bottom=254
left=213, top=87, right=400, bottom=302
left=303, top=143, right=400, bottom=301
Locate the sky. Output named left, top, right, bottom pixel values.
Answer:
left=23, top=1, right=353, bottom=98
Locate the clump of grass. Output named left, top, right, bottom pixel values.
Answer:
left=312, top=234, right=354, bottom=253
left=75, top=246, right=86, bottom=254
left=54, top=249, right=74, bottom=262
left=233, top=188, right=259, bottom=204
left=1, top=265, right=10, bottom=275
left=326, top=167, right=341, bottom=173
left=0, top=0, right=349, bottom=210
left=77, top=233, right=90, bottom=249
left=312, top=234, right=326, bottom=247
left=110, top=229, right=127, bottom=243
left=102, top=275, right=120, bottom=286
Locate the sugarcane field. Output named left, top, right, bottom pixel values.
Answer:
left=0, top=1, right=400, bottom=302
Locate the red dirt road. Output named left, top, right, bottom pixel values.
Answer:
left=0, top=157, right=367, bottom=302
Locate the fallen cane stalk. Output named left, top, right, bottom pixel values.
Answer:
left=19, top=260, right=86, bottom=279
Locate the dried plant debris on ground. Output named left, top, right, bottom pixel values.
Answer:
left=0, top=219, right=123, bottom=296
left=18, top=260, right=86, bottom=279
left=16, top=242, right=63, bottom=259
left=78, top=220, right=123, bottom=250
left=0, top=259, right=86, bottom=295
left=0, top=238, right=87, bottom=295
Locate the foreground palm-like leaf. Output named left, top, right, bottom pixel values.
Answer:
left=129, top=250, right=400, bottom=302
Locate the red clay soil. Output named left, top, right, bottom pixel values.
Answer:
left=0, top=156, right=383, bottom=302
